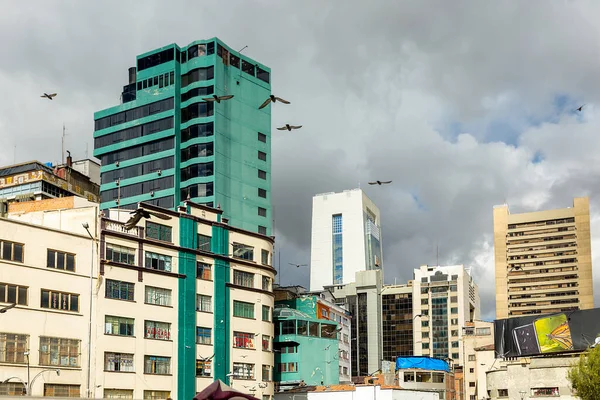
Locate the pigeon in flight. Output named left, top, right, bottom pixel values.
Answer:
left=575, top=104, right=586, bottom=112
left=202, top=94, right=234, bottom=103
left=368, top=180, right=392, bottom=185
left=0, top=303, right=16, bottom=314
left=124, top=208, right=172, bottom=230
left=259, top=95, right=290, bottom=109
left=277, top=124, right=302, bottom=131
left=41, top=93, right=57, bottom=100
left=289, top=263, right=308, bottom=268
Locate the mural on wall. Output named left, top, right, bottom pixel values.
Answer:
left=494, top=308, right=600, bottom=357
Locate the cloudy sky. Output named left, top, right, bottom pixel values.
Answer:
left=2, top=1, right=600, bottom=319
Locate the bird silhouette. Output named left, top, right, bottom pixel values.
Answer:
left=368, top=180, right=392, bottom=185
left=575, top=104, right=586, bottom=112
left=41, top=93, right=57, bottom=100
left=259, top=95, right=290, bottom=109
left=0, top=303, right=16, bottom=314
left=203, top=94, right=234, bottom=103
left=123, top=208, right=172, bottom=230
left=277, top=124, right=302, bottom=131
left=289, top=263, right=308, bottom=268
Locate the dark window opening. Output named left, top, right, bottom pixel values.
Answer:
left=181, top=102, right=214, bottom=123
left=180, top=162, right=215, bottom=181
left=258, top=169, right=267, bottom=180
left=256, top=66, right=270, bottom=84
left=181, top=122, right=214, bottom=142
left=181, top=86, right=214, bottom=103
left=242, top=60, right=255, bottom=77
left=258, top=188, right=267, bottom=198
left=94, top=98, right=174, bottom=131
left=258, top=151, right=267, bottom=161
left=137, top=48, right=175, bottom=72
left=258, top=132, right=267, bottom=143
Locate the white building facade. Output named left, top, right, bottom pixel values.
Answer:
left=310, top=189, right=383, bottom=292
left=412, top=265, right=481, bottom=367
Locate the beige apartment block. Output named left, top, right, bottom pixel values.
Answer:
left=493, top=197, right=594, bottom=319
left=462, top=321, right=494, bottom=400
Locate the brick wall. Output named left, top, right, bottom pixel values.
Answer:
left=8, top=197, right=76, bottom=213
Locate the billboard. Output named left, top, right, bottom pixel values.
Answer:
left=494, top=308, right=600, bottom=358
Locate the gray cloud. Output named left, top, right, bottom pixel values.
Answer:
left=2, top=1, right=600, bottom=320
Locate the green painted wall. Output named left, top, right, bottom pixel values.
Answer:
left=211, top=224, right=230, bottom=382
left=178, top=216, right=198, bottom=400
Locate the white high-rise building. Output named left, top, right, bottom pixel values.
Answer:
left=412, top=265, right=480, bottom=367
left=309, top=189, right=383, bottom=292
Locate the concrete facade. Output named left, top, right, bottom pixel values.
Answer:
left=310, top=189, right=383, bottom=291
left=461, top=321, right=494, bottom=400
left=493, top=197, right=594, bottom=319
left=412, top=265, right=481, bottom=368
left=275, top=386, right=439, bottom=400
left=486, top=356, right=578, bottom=400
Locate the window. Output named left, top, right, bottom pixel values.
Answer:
left=258, top=207, right=267, bottom=217
left=451, top=318, right=459, bottom=325
left=531, top=388, right=559, bottom=396
left=197, top=327, right=211, bottom=345
left=258, top=132, right=267, bottom=143
left=422, top=332, right=429, bottom=339
left=146, top=222, right=172, bottom=242
left=232, top=243, right=254, bottom=261
left=469, top=368, right=474, bottom=373
left=145, top=252, right=172, bottom=272
left=105, top=279, right=134, bottom=301
left=181, top=86, right=214, bottom=103
left=432, top=373, right=445, bottom=383
left=0, top=282, right=28, bottom=305
left=233, top=270, right=254, bottom=288
left=181, top=122, right=214, bottom=142
left=450, top=296, right=458, bottom=303
left=0, top=333, right=28, bottom=363
left=234, top=332, right=255, bottom=349
left=196, top=359, right=211, bottom=377
left=470, top=396, right=476, bottom=400
left=0, top=382, right=26, bottom=396
left=104, top=352, right=134, bottom=372
left=145, top=286, right=172, bottom=306
left=469, top=382, right=475, bottom=387
left=242, top=60, right=255, bottom=76
left=262, top=275, right=271, bottom=290
left=197, top=262, right=212, bottom=280
left=41, top=289, right=79, bottom=312
left=262, top=335, right=270, bottom=351
left=144, top=355, right=171, bottom=375
left=451, top=307, right=458, bottom=314
left=233, top=300, right=254, bottom=319
left=145, top=321, right=171, bottom=340
left=476, top=327, right=491, bottom=336
left=144, top=390, right=171, bottom=400
left=197, top=295, right=212, bottom=312
left=44, top=384, right=80, bottom=398
left=421, top=299, right=428, bottom=305
left=468, top=354, right=476, bottom=361
left=497, top=390, right=508, bottom=398
left=262, top=365, right=271, bottom=381
left=277, top=362, right=298, bottom=373
left=104, top=389, right=134, bottom=399
left=181, top=66, right=214, bottom=87
left=39, top=337, right=80, bottom=367
left=422, top=321, right=429, bottom=327
left=451, top=329, right=459, bottom=337
left=198, top=234, right=211, bottom=252
left=47, top=249, right=75, bottom=271
left=452, top=352, right=459, bottom=359
left=95, top=98, right=174, bottom=131
left=450, top=284, right=457, bottom=291
left=282, top=320, right=296, bottom=335
left=181, top=143, right=214, bottom=162
left=258, top=151, right=267, bottom=161
left=0, top=240, right=23, bottom=263
left=278, top=345, right=297, bottom=354
left=106, top=244, right=136, bottom=265
left=258, top=188, right=267, bottom=198
left=233, top=362, right=254, bottom=379
left=105, top=316, right=134, bottom=336
left=258, top=169, right=267, bottom=180
left=262, top=305, right=270, bottom=321
left=451, top=341, right=459, bottom=348
left=422, top=343, right=430, bottom=349
left=256, top=66, right=270, bottom=83
left=258, top=226, right=267, bottom=235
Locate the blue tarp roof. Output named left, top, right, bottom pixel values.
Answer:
left=396, top=357, right=450, bottom=372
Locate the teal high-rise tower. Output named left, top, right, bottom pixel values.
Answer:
left=93, top=38, right=272, bottom=236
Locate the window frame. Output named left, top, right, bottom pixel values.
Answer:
left=0, top=240, right=24, bottom=263
left=0, top=332, right=29, bottom=364
left=145, top=222, right=172, bottom=242
left=0, top=282, right=28, bottom=305
left=105, top=279, right=135, bottom=302
left=233, top=270, right=254, bottom=288
left=196, top=327, right=212, bottom=345
left=197, top=294, right=212, bottom=313
left=104, top=352, right=135, bottom=372
left=46, top=249, right=76, bottom=272
left=104, top=315, right=135, bottom=337
left=233, top=300, right=254, bottom=319
left=197, top=262, right=212, bottom=281
left=144, top=286, right=172, bottom=307
left=41, top=289, right=79, bottom=312
left=39, top=336, right=80, bottom=367
left=144, top=320, right=172, bottom=341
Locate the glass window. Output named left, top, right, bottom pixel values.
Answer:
left=476, top=327, right=491, bottom=336
left=144, top=252, right=172, bottom=272
left=258, top=226, right=267, bottom=235
left=451, top=341, right=459, bottom=348
left=0, top=333, right=28, bottom=363
left=144, top=355, right=171, bottom=375
left=262, top=305, right=270, bottom=322
left=96, top=119, right=174, bottom=152
left=262, top=335, right=270, bottom=351
left=262, top=364, right=270, bottom=381
left=39, top=337, right=80, bottom=367
left=197, top=295, right=212, bottom=312
left=242, top=60, right=255, bottom=76
left=41, top=289, right=79, bottom=312
left=232, top=243, right=254, bottom=261
left=233, top=362, right=254, bottom=379
left=233, top=270, right=254, bottom=288
left=308, top=321, right=319, bottom=337
left=297, top=320, right=308, bottom=336
left=181, top=121, right=214, bottom=142
left=106, top=244, right=136, bottom=265
left=258, top=207, right=267, bottom=217
left=105, top=316, right=134, bottom=336
left=262, top=276, right=271, bottom=290
left=0, top=283, right=28, bottom=305
left=197, top=234, right=212, bottom=252
left=258, top=188, right=267, bottom=198
left=44, top=384, right=80, bottom=398
left=94, top=98, right=174, bottom=131
left=196, top=327, right=211, bottom=345
left=180, top=162, right=214, bottom=180
left=258, top=169, right=267, bottom=180
left=468, top=354, right=476, bottom=361
left=104, top=352, right=134, bottom=372
left=104, top=389, right=134, bottom=399
left=234, top=331, right=255, bottom=349
left=256, top=66, right=270, bottom=83
left=0, top=240, right=24, bottom=263
left=451, top=307, right=458, bottom=314
left=196, top=359, right=211, bottom=377
left=181, top=66, right=215, bottom=87
left=145, top=286, right=172, bottom=306
left=143, top=391, right=170, bottom=400
left=144, top=320, right=171, bottom=340
left=159, top=75, right=164, bottom=88
left=258, top=151, right=267, bottom=161
left=146, top=222, right=172, bottom=242
left=258, top=132, right=267, bottom=143
left=197, top=262, right=212, bottom=280
left=233, top=300, right=254, bottom=319
left=105, top=279, right=134, bottom=301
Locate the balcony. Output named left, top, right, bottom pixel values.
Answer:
left=103, top=219, right=141, bottom=237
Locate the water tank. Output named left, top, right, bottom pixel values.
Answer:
left=128, top=67, right=137, bottom=84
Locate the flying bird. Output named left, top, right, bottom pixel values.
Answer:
left=41, top=93, right=57, bottom=100
left=368, top=180, right=392, bottom=185
left=0, top=303, right=16, bottom=314
left=289, top=263, right=308, bottom=268
left=258, top=95, right=290, bottom=109
left=202, top=94, right=234, bottom=103
left=123, top=208, right=172, bottom=230
left=575, top=104, right=586, bottom=112
left=277, top=124, right=302, bottom=131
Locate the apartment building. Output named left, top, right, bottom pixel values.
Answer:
left=462, top=321, right=494, bottom=400
left=381, top=284, right=414, bottom=361
left=412, top=265, right=480, bottom=367
left=493, top=197, right=594, bottom=318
